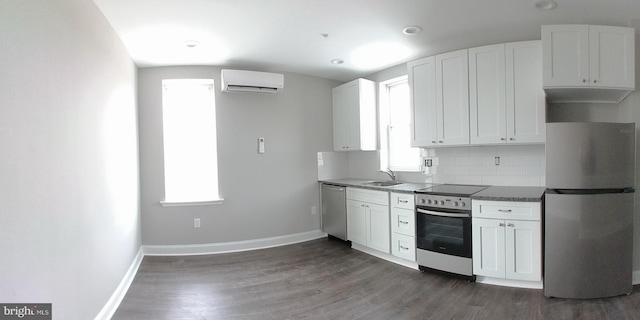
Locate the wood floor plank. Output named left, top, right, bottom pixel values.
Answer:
left=112, top=238, right=640, bottom=320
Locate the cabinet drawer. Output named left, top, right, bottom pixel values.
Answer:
left=346, top=187, right=389, bottom=206
left=392, top=233, right=416, bottom=261
left=391, top=207, right=415, bottom=237
left=472, top=200, right=541, bottom=221
left=391, top=192, right=414, bottom=209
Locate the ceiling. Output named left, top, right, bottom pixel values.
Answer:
left=93, top=0, right=640, bottom=82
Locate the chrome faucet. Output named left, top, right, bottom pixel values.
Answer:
left=381, top=168, right=396, bottom=181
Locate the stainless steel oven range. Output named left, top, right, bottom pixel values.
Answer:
left=415, top=184, right=488, bottom=281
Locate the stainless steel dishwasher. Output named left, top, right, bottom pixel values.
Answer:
left=321, top=183, right=347, bottom=241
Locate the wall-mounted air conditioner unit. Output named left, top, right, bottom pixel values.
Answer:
left=221, top=69, right=284, bottom=94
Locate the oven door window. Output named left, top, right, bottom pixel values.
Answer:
left=416, top=210, right=471, bottom=258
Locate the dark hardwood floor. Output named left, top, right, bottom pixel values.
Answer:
left=112, top=238, right=640, bottom=320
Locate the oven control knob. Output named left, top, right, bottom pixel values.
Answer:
left=454, top=201, right=459, bottom=207
left=440, top=200, right=445, bottom=205
left=461, top=202, right=466, bottom=207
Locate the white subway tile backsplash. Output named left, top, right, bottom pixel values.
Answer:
left=455, top=175, right=483, bottom=185
left=482, top=175, right=511, bottom=186
left=497, top=165, right=527, bottom=176
left=443, top=165, right=470, bottom=175
left=510, top=176, right=543, bottom=186
left=481, top=156, right=498, bottom=166
left=525, top=165, right=544, bottom=176
left=469, top=165, right=497, bottom=176
left=455, top=156, right=482, bottom=166
left=426, top=145, right=545, bottom=187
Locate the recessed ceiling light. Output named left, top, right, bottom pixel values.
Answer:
left=402, top=26, right=423, bottom=35
left=532, top=0, right=557, bottom=10
left=185, top=40, right=200, bottom=48
left=331, top=59, right=344, bottom=65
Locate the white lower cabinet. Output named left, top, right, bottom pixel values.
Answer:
left=346, top=188, right=390, bottom=254
left=390, top=193, right=416, bottom=261
left=472, top=200, right=542, bottom=286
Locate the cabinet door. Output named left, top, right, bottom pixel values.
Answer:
left=408, top=56, right=438, bottom=147
left=346, top=199, right=367, bottom=245
left=436, top=49, right=470, bottom=146
left=504, top=220, right=541, bottom=282
left=506, top=41, right=545, bottom=144
left=469, top=44, right=506, bottom=145
left=542, top=25, right=589, bottom=87
left=367, top=203, right=390, bottom=253
left=332, top=82, right=353, bottom=151
left=588, top=25, right=635, bottom=89
left=472, top=218, right=505, bottom=278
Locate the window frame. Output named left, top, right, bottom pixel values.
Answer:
left=159, top=78, right=223, bottom=207
left=378, top=75, right=421, bottom=172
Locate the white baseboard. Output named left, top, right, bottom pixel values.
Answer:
left=143, top=230, right=327, bottom=256
left=475, top=276, right=543, bottom=289
left=350, top=243, right=419, bottom=270
left=94, top=247, right=144, bottom=320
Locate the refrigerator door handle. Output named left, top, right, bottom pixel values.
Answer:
left=550, top=188, right=634, bottom=195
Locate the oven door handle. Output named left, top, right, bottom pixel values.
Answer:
left=416, top=208, right=470, bottom=218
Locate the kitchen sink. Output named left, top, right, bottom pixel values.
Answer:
left=364, top=181, right=404, bottom=187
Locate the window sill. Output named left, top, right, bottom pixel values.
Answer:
left=160, top=198, right=224, bottom=207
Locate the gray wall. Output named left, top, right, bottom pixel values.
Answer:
left=0, top=0, right=140, bottom=319
left=138, top=66, right=339, bottom=245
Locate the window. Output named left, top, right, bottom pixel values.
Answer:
left=160, top=79, right=222, bottom=206
left=379, top=76, right=421, bottom=172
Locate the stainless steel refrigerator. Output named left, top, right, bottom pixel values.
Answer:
left=545, top=122, right=635, bottom=299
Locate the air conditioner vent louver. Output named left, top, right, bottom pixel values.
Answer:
left=221, top=69, right=284, bottom=94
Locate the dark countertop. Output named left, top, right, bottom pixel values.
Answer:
left=320, top=178, right=436, bottom=194
left=471, top=186, right=545, bottom=202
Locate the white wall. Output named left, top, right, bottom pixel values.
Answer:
left=138, top=67, right=339, bottom=245
left=0, top=1, right=140, bottom=319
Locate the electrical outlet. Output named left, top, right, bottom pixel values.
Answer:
left=194, top=218, right=201, bottom=228
left=311, top=206, right=317, bottom=215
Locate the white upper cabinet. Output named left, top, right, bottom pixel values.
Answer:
left=409, top=49, right=469, bottom=147
left=469, top=41, right=545, bottom=145
left=437, top=49, right=470, bottom=146
left=332, top=78, right=377, bottom=151
left=408, top=56, right=437, bottom=147
left=542, top=25, right=635, bottom=103
left=469, top=44, right=507, bottom=145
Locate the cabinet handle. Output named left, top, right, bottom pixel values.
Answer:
left=509, top=138, right=515, bottom=141
left=499, top=222, right=505, bottom=227
left=438, top=140, right=443, bottom=143
left=399, top=221, right=409, bottom=225
left=399, top=246, right=409, bottom=250
left=583, top=79, right=587, bottom=83
left=500, top=138, right=506, bottom=141
left=593, top=79, right=597, bottom=83
left=398, top=199, right=408, bottom=203
left=498, top=209, right=512, bottom=213
left=431, top=140, right=437, bottom=143
left=507, top=223, right=515, bottom=227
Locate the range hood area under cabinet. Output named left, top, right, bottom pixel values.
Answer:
left=408, top=40, right=546, bottom=148
left=542, top=24, right=635, bottom=103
